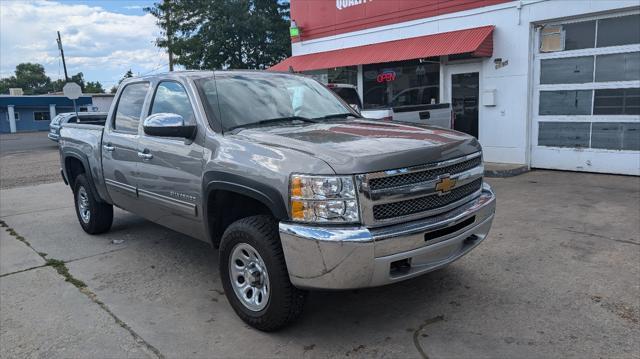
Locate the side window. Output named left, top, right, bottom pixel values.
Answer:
left=150, top=82, right=195, bottom=123
left=113, top=82, right=149, bottom=134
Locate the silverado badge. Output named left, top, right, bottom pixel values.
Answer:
left=435, top=176, right=457, bottom=195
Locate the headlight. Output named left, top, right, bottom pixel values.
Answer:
left=289, top=174, right=359, bottom=223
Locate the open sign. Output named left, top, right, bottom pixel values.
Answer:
left=376, top=70, right=396, bottom=83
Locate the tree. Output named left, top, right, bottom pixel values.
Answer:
left=146, top=0, right=291, bottom=70
left=51, top=72, right=85, bottom=93
left=0, top=63, right=51, bottom=95
left=122, top=69, right=134, bottom=80
left=109, top=69, right=134, bottom=94
left=85, top=81, right=104, bottom=93
left=0, top=63, right=104, bottom=95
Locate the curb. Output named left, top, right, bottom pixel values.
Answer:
left=484, top=165, right=530, bottom=178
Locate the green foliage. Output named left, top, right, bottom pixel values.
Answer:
left=0, top=64, right=104, bottom=94
left=146, top=0, right=291, bottom=70
left=51, top=72, right=85, bottom=93
left=109, top=69, right=135, bottom=94
left=85, top=81, right=104, bottom=93
left=0, top=63, right=51, bottom=95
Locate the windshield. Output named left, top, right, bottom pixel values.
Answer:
left=196, top=72, right=357, bottom=132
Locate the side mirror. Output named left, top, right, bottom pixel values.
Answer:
left=143, top=113, right=196, bottom=138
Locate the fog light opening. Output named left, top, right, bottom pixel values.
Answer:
left=390, top=258, right=412, bottom=277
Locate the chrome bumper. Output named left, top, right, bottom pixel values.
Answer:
left=279, top=182, right=496, bottom=290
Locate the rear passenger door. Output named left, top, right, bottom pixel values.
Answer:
left=102, top=82, right=149, bottom=211
left=136, top=80, right=205, bottom=240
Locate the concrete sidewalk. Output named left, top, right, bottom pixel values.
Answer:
left=1, top=171, right=639, bottom=358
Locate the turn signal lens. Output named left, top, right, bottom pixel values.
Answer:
left=291, top=200, right=304, bottom=220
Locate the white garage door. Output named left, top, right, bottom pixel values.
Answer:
left=532, top=12, right=640, bottom=176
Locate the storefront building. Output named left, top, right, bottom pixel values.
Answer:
left=270, top=0, right=640, bottom=175
left=0, top=95, right=93, bottom=133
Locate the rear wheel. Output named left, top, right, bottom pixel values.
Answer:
left=73, top=174, right=113, bottom=234
left=219, top=215, right=307, bottom=331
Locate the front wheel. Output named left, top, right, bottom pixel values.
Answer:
left=219, top=215, right=307, bottom=331
left=73, top=174, right=113, bottom=234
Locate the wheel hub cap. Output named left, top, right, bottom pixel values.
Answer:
left=77, top=187, right=90, bottom=224
left=229, top=243, right=270, bottom=311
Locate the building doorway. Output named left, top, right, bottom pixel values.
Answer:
left=451, top=72, right=479, bottom=138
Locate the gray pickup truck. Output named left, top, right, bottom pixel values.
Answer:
left=59, top=71, right=495, bottom=331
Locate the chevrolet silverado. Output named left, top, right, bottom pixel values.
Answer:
left=58, top=71, right=496, bottom=331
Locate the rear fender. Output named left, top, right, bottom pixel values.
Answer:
left=63, top=149, right=111, bottom=204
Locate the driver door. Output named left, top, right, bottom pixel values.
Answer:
left=136, top=81, right=205, bottom=240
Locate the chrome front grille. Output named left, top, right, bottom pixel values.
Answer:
left=356, top=152, right=484, bottom=226
left=368, top=156, right=481, bottom=191
left=372, top=179, right=483, bottom=220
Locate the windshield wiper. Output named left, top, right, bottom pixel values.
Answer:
left=316, top=113, right=359, bottom=120
left=227, top=116, right=318, bottom=132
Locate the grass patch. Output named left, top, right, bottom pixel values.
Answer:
left=45, top=258, right=87, bottom=289
left=2, top=220, right=86, bottom=289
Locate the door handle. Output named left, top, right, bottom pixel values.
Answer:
left=103, top=144, right=115, bottom=152
left=137, top=151, right=153, bottom=160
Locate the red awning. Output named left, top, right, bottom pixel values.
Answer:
left=269, top=25, right=494, bottom=72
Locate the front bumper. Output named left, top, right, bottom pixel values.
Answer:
left=279, top=182, right=496, bottom=290
left=48, top=130, right=60, bottom=142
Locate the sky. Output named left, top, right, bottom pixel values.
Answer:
left=0, top=0, right=170, bottom=90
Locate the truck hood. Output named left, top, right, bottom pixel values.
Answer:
left=233, top=119, right=481, bottom=174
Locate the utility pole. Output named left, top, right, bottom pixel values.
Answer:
left=165, top=0, right=174, bottom=71
left=56, top=31, right=69, bottom=81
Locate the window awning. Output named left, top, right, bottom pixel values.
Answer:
left=269, top=25, right=494, bottom=72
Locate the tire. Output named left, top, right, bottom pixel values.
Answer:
left=219, top=215, right=307, bottom=331
left=73, top=174, right=113, bottom=234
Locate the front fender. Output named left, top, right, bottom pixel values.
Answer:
left=202, top=171, right=289, bottom=220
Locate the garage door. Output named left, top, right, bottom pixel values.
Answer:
left=531, top=12, right=640, bottom=176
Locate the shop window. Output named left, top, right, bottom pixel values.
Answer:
left=541, top=21, right=596, bottom=52
left=591, top=122, right=640, bottom=151
left=540, top=56, right=594, bottom=84
left=303, top=66, right=357, bottom=86
left=5, top=111, right=19, bottom=121
left=538, top=122, right=590, bottom=147
left=595, top=52, right=640, bottom=82
left=593, top=88, right=640, bottom=115
left=362, top=59, right=439, bottom=109
left=597, top=14, right=640, bottom=48
left=621, top=123, right=640, bottom=151
left=390, top=88, right=420, bottom=107
left=539, top=90, right=592, bottom=115
left=540, top=25, right=563, bottom=52
left=34, top=111, right=50, bottom=121
left=564, top=21, right=596, bottom=50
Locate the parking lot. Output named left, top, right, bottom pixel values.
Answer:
left=0, top=132, right=60, bottom=189
left=0, top=136, right=639, bottom=358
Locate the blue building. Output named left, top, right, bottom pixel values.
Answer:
left=0, top=95, right=93, bottom=133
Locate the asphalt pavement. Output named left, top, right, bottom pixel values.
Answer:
left=0, top=132, right=61, bottom=189
left=1, top=168, right=638, bottom=358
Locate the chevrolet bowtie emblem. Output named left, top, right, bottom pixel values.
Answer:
left=435, top=176, right=457, bottom=195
